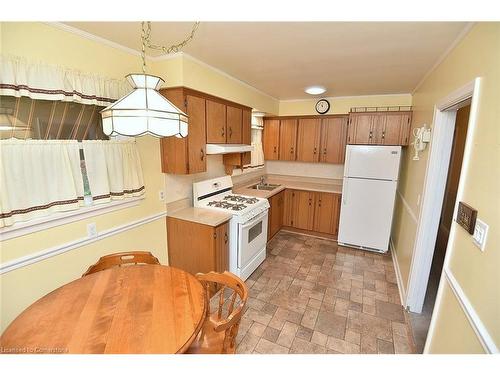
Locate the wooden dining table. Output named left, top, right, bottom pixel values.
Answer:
left=0, top=265, right=207, bottom=354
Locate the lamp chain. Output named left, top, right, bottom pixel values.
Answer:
left=140, top=21, right=200, bottom=73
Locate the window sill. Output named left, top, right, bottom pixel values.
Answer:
left=0, top=197, right=144, bottom=241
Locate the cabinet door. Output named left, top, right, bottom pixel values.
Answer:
left=186, top=95, right=207, bottom=174
left=279, top=119, right=298, bottom=161
left=268, top=190, right=284, bottom=240
left=379, top=113, right=401, bottom=145
left=371, top=114, right=386, bottom=144
left=349, top=114, right=373, bottom=144
left=215, top=222, right=229, bottom=272
left=242, top=109, right=252, bottom=145
left=206, top=100, right=226, bottom=143
left=296, top=118, right=321, bottom=162
left=313, top=192, right=341, bottom=235
left=293, top=190, right=315, bottom=231
left=283, top=189, right=295, bottom=227
left=226, top=105, right=242, bottom=144
left=263, top=119, right=280, bottom=160
left=399, top=112, right=412, bottom=146
left=320, top=117, right=348, bottom=164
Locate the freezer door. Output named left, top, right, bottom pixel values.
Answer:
left=344, top=145, right=401, bottom=180
left=338, top=177, right=397, bottom=252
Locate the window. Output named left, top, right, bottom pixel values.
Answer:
left=0, top=96, right=107, bottom=141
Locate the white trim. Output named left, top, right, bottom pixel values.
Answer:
left=46, top=22, right=145, bottom=58
left=444, top=268, right=498, bottom=353
left=406, top=78, right=481, bottom=314
left=389, top=238, right=406, bottom=307
left=397, top=190, right=418, bottom=223
left=280, top=93, right=413, bottom=103
left=424, top=268, right=498, bottom=353
left=0, top=211, right=167, bottom=275
left=412, top=23, right=475, bottom=94
left=0, top=197, right=143, bottom=241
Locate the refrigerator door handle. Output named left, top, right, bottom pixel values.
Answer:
left=343, top=179, right=348, bottom=205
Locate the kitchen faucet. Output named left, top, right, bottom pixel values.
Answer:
left=260, top=176, right=266, bottom=185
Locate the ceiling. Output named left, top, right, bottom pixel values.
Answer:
left=64, top=22, right=469, bottom=99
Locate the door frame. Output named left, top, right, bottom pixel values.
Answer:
left=405, top=78, right=481, bottom=314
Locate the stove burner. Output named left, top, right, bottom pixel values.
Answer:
left=223, top=195, right=259, bottom=204
left=207, top=200, right=247, bottom=211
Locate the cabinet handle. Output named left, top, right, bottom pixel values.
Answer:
left=323, top=148, right=327, bottom=155
left=224, top=232, right=228, bottom=244
left=382, top=131, right=385, bottom=140
left=273, top=146, right=277, bottom=153
left=200, top=148, right=205, bottom=161
left=369, top=131, right=373, bottom=139
left=313, top=147, right=317, bottom=155
left=318, top=199, right=322, bottom=207
left=308, top=198, right=312, bottom=206
left=290, top=147, right=294, bottom=154
left=221, top=128, right=225, bottom=137
left=229, top=127, right=233, bottom=138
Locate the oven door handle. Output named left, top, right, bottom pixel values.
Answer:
left=241, top=210, right=267, bottom=229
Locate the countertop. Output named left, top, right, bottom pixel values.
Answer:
left=233, top=175, right=343, bottom=199
left=167, top=207, right=232, bottom=227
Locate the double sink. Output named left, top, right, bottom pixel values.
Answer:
left=250, top=183, right=281, bottom=191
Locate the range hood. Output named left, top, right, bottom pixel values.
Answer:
left=205, top=144, right=254, bottom=155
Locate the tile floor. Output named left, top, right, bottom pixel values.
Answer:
left=236, top=231, right=416, bottom=354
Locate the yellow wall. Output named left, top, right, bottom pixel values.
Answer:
left=391, top=23, right=500, bottom=352
left=278, top=94, right=412, bottom=116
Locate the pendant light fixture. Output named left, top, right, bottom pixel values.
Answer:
left=101, top=22, right=199, bottom=138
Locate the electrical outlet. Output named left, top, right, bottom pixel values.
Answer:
left=158, top=190, right=165, bottom=201
left=472, top=218, right=488, bottom=251
left=87, top=222, right=98, bottom=238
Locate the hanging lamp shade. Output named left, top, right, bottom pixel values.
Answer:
left=100, top=74, right=188, bottom=138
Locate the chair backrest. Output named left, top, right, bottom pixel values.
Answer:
left=82, top=251, right=160, bottom=277
left=196, top=271, right=249, bottom=353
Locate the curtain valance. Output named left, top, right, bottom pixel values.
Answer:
left=0, top=55, right=130, bottom=107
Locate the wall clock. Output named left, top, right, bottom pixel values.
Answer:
left=315, top=99, right=330, bottom=114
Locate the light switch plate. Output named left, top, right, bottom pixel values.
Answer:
left=87, top=222, right=98, bottom=238
left=472, top=218, right=488, bottom=251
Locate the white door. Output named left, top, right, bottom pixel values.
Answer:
left=338, top=177, right=397, bottom=252
left=344, top=145, right=401, bottom=180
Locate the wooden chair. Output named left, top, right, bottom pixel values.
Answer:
left=186, top=271, right=248, bottom=354
left=82, top=251, right=160, bottom=277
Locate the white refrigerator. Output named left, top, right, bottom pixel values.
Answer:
left=338, top=145, right=402, bottom=253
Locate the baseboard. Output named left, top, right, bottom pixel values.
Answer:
left=390, top=238, right=407, bottom=307
left=280, top=226, right=338, bottom=241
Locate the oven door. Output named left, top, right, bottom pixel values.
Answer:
left=238, top=210, right=268, bottom=268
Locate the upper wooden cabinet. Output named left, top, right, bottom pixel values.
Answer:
left=242, top=109, right=252, bottom=145
left=263, top=115, right=348, bottom=164
left=160, top=87, right=252, bottom=174
left=320, top=117, right=348, bottom=163
left=348, top=111, right=412, bottom=146
left=226, top=105, right=243, bottom=144
left=160, top=89, right=207, bottom=174
left=263, top=119, right=280, bottom=160
left=206, top=100, right=227, bottom=143
left=279, top=119, right=298, bottom=161
left=296, top=118, right=321, bottom=162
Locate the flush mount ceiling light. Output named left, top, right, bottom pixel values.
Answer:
left=305, top=86, right=327, bottom=95
left=101, top=21, right=199, bottom=138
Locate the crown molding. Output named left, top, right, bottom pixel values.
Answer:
left=412, top=22, right=475, bottom=94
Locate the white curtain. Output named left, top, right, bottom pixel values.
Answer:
left=82, top=140, right=145, bottom=204
left=0, top=54, right=130, bottom=107
left=251, top=128, right=265, bottom=167
left=0, top=140, right=84, bottom=227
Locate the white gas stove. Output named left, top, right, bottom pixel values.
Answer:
left=193, top=176, right=269, bottom=280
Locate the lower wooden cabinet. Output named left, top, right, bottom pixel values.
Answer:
left=281, top=189, right=341, bottom=237
left=268, top=190, right=284, bottom=240
left=166, top=217, right=229, bottom=275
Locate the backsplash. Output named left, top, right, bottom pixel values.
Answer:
left=265, top=160, right=344, bottom=179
